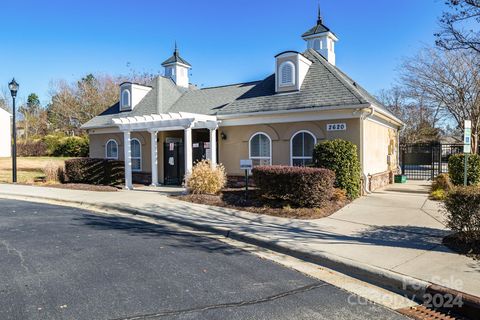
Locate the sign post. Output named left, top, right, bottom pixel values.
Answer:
left=464, top=120, right=472, bottom=186
left=240, top=159, right=253, bottom=201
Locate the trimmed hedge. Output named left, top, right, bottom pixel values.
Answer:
left=448, top=154, right=480, bottom=186
left=64, top=158, right=124, bottom=185
left=17, top=140, right=48, bottom=156
left=444, top=186, right=480, bottom=242
left=252, top=165, right=335, bottom=208
left=313, top=139, right=361, bottom=199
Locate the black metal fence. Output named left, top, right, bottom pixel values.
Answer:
left=400, top=143, right=464, bottom=180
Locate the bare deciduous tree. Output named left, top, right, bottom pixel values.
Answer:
left=47, top=72, right=155, bottom=135
left=377, top=86, right=441, bottom=143
left=400, top=48, right=480, bottom=152
left=436, top=0, right=480, bottom=53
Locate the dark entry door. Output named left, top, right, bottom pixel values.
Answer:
left=192, top=142, right=208, bottom=165
left=164, top=142, right=184, bottom=185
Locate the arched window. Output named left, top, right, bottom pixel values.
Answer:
left=291, top=130, right=316, bottom=166
left=249, top=132, right=271, bottom=166
left=279, top=61, right=295, bottom=86
left=105, top=139, right=118, bottom=159
left=121, top=89, right=131, bottom=109
left=313, top=39, right=321, bottom=51
left=131, top=138, right=142, bottom=172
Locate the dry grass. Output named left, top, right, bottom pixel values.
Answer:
left=0, top=157, right=70, bottom=184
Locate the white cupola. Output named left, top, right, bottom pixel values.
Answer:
left=161, top=43, right=191, bottom=88
left=302, top=6, right=338, bottom=65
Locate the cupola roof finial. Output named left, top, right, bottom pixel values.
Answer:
left=317, top=2, right=323, bottom=25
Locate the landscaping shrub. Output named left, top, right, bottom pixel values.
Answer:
left=17, top=140, right=48, bottom=156
left=444, top=186, right=480, bottom=243
left=51, top=136, right=89, bottom=157
left=448, top=154, right=480, bottom=186
left=431, top=173, right=453, bottom=192
left=430, top=189, right=447, bottom=201
left=17, top=135, right=89, bottom=157
left=313, top=139, right=361, bottom=199
left=430, top=173, right=453, bottom=200
left=185, top=160, right=226, bottom=194
left=64, top=158, right=124, bottom=185
left=42, top=162, right=65, bottom=183
left=252, top=165, right=335, bottom=208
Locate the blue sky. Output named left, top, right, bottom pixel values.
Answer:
left=0, top=0, right=445, bottom=105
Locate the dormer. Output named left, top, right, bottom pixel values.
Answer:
left=275, top=51, right=312, bottom=93
left=161, top=43, right=191, bottom=88
left=302, top=6, right=338, bottom=65
left=119, top=82, right=152, bottom=112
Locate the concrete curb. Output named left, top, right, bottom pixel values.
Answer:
left=1, top=192, right=478, bottom=318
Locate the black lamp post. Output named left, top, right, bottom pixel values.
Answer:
left=8, top=78, right=19, bottom=183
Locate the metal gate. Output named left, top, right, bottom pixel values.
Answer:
left=400, top=143, right=463, bottom=180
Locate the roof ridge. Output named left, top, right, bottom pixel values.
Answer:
left=305, top=49, right=366, bottom=104
left=200, top=80, right=263, bottom=90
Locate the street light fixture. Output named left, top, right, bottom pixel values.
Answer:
left=8, top=78, right=19, bottom=183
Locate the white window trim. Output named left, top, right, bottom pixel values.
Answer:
left=131, top=138, right=142, bottom=172
left=121, top=89, right=131, bottom=110
left=290, top=130, right=317, bottom=166
left=105, top=139, right=118, bottom=160
left=278, top=61, right=295, bottom=87
left=249, top=132, right=272, bottom=165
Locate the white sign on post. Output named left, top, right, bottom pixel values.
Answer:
left=240, top=159, right=253, bottom=170
left=464, top=120, right=472, bottom=154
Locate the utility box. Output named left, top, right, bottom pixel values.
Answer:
left=394, top=175, right=407, bottom=183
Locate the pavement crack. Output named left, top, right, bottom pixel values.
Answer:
left=0, top=239, right=29, bottom=272
left=390, top=243, right=443, bottom=270
left=111, top=282, right=327, bottom=319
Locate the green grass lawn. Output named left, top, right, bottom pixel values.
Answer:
left=0, top=157, right=71, bottom=184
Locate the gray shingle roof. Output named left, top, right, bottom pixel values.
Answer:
left=166, top=82, right=260, bottom=115
left=82, top=49, right=396, bottom=129
left=216, top=49, right=371, bottom=115
left=302, top=23, right=332, bottom=38
left=161, top=48, right=191, bottom=67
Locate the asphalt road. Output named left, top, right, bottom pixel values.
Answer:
left=0, top=198, right=408, bottom=320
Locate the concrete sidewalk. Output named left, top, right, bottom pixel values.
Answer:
left=0, top=182, right=478, bottom=299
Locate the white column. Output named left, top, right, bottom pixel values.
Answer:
left=150, top=131, right=159, bottom=186
left=123, top=131, right=133, bottom=190
left=184, top=127, right=193, bottom=174
left=209, top=128, right=217, bottom=168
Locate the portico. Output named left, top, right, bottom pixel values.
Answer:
left=112, top=112, right=219, bottom=190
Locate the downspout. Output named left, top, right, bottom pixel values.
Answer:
left=397, top=124, right=406, bottom=174
left=361, top=106, right=375, bottom=194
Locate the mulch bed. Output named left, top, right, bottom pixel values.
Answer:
left=443, top=233, right=480, bottom=260
left=43, top=183, right=120, bottom=192
left=174, top=188, right=348, bottom=219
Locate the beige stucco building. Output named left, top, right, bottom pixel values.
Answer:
left=82, top=10, right=403, bottom=192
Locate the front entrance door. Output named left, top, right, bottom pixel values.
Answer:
left=192, top=141, right=208, bottom=164
left=164, top=142, right=184, bottom=185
